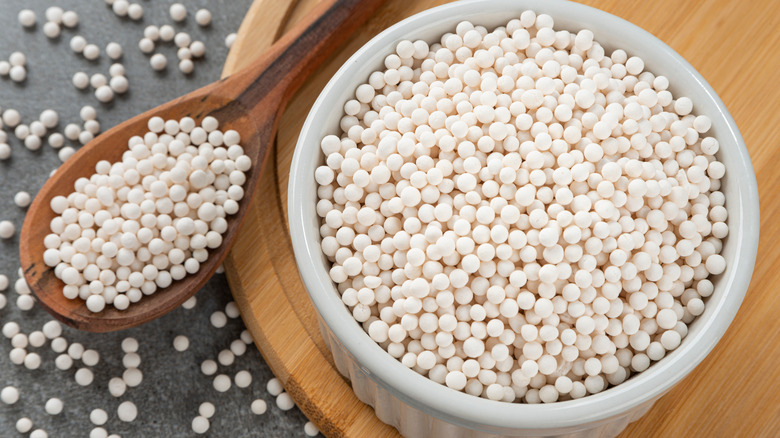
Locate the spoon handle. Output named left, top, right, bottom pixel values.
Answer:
left=233, top=0, right=390, bottom=114
left=201, top=0, right=389, bottom=188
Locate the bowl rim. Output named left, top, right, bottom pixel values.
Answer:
left=289, top=0, right=760, bottom=431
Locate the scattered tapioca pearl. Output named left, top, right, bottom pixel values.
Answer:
left=90, top=73, right=107, bottom=88
left=217, top=349, right=234, bottom=366
left=234, top=370, right=252, bottom=388
left=224, top=301, right=240, bottom=318
left=9, top=51, right=26, bottom=66
left=123, top=367, right=143, bottom=387
left=43, top=22, right=61, bottom=39
left=40, top=109, right=58, bottom=128
left=79, top=130, right=95, bottom=144
left=138, top=38, right=155, bottom=54
left=143, top=25, right=159, bottom=41
left=12, top=333, right=28, bottom=349
left=30, top=429, right=48, bottom=438
left=14, top=124, right=30, bottom=140
left=73, top=72, right=89, bottom=89
left=55, top=353, right=73, bottom=370
left=117, top=401, right=137, bottom=422
left=58, top=146, right=75, bottom=162
left=304, top=421, right=320, bottom=437
left=45, top=6, right=63, bottom=23
left=0, top=220, right=16, bottom=239
left=108, top=377, right=127, bottom=397
left=127, top=3, right=143, bottom=21
left=106, top=42, right=123, bottom=60
left=28, top=331, right=46, bottom=347
left=18, top=10, right=37, bottom=28
left=2, top=321, right=18, bottom=337
left=275, top=392, right=294, bottom=411
left=45, top=398, right=64, bottom=415
left=90, top=428, right=108, bottom=438
left=61, top=10, right=78, bottom=28
left=0, top=143, right=10, bottom=160
left=109, top=63, right=125, bottom=77
left=210, top=311, right=227, bottom=328
left=16, top=418, right=33, bottom=433
left=266, top=378, right=283, bottom=397
left=109, top=75, right=129, bottom=94
left=84, top=120, right=101, bottom=135
left=10, top=64, right=26, bottom=82
left=240, top=330, right=253, bottom=345
left=178, top=47, right=192, bottom=60
left=10, top=348, right=27, bottom=365
left=16, top=276, right=30, bottom=294
left=83, top=44, right=100, bottom=60
left=192, top=416, right=209, bottom=434
left=30, top=121, right=46, bottom=137
left=83, top=349, right=100, bottom=366
left=3, top=108, right=21, bottom=127
left=111, top=0, right=129, bottom=17
left=80, top=105, right=97, bottom=121
left=24, top=352, right=42, bottom=369
left=159, top=25, right=175, bottom=42
left=201, top=359, right=217, bottom=376
left=150, top=53, right=167, bottom=70
left=70, top=36, right=87, bottom=53
left=182, top=296, right=197, bottom=309
left=179, top=59, right=194, bottom=75
left=174, top=32, right=191, bottom=48
left=24, top=135, right=40, bottom=150
left=225, top=33, right=237, bottom=49
left=63, top=123, right=80, bottom=139
left=50, top=337, right=68, bottom=352
left=195, top=9, right=211, bottom=27
left=189, top=41, right=205, bottom=58
left=250, top=399, right=267, bottom=415
left=75, top=368, right=94, bottom=386
left=173, top=335, right=189, bottom=351
left=14, top=191, right=31, bottom=208
left=2, top=386, right=20, bottom=404
left=17, top=294, right=34, bottom=310
left=230, top=339, right=246, bottom=356
left=170, top=3, right=187, bottom=22
left=15, top=124, right=30, bottom=140
left=199, top=402, right=215, bottom=418
left=95, top=85, right=114, bottom=103
left=213, top=374, right=231, bottom=392
left=123, top=351, right=141, bottom=366
left=90, top=408, right=108, bottom=426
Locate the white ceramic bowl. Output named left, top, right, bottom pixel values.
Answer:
left=289, top=1, right=760, bottom=436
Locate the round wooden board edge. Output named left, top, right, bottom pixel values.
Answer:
left=220, top=1, right=400, bottom=437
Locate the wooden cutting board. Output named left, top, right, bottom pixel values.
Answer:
left=221, top=0, right=780, bottom=436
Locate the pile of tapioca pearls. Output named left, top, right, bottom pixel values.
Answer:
left=43, top=116, right=251, bottom=312
left=315, top=11, right=728, bottom=403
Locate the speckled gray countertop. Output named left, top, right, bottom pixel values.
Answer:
left=0, top=1, right=314, bottom=436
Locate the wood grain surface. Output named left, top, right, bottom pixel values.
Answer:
left=223, top=0, right=780, bottom=437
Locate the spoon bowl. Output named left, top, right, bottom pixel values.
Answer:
left=19, top=0, right=387, bottom=332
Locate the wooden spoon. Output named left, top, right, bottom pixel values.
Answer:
left=19, top=0, right=387, bottom=332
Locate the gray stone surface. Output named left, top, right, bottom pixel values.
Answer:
left=0, top=1, right=313, bottom=436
